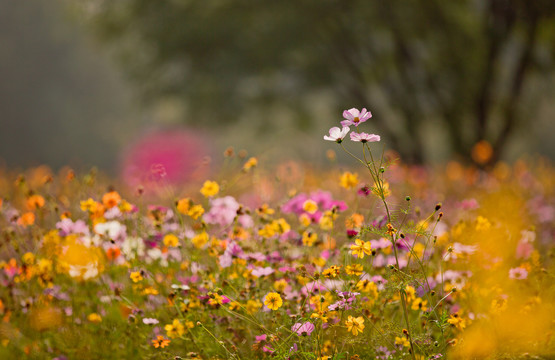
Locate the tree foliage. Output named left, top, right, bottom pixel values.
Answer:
left=82, top=0, right=555, bottom=163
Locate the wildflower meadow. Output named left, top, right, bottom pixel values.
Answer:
left=0, top=109, right=554, bottom=359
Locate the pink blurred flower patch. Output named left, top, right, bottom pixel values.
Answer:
left=120, top=129, right=209, bottom=187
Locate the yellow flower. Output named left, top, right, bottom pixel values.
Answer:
left=274, top=218, right=291, bottom=234
left=404, top=286, right=416, bottom=302
left=395, top=336, right=410, bottom=347
left=163, top=234, right=179, bottom=247
left=345, top=213, right=364, bottom=228
left=191, top=232, right=209, bottom=248
left=246, top=299, right=262, bottom=314
left=447, top=313, right=467, bottom=331
left=345, top=264, right=363, bottom=276
left=273, top=279, right=288, bottom=292
left=310, top=310, right=330, bottom=323
left=176, top=198, right=191, bottom=214
left=475, top=216, right=491, bottom=231
left=243, top=157, right=258, bottom=171
left=187, top=204, right=204, bottom=219
left=22, top=252, right=35, bottom=265
left=264, top=292, right=283, bottom=311
left=322, top=265, right=341, bottom=278
left=302, top=200, right=318, bottom=214
left=88, top=313, right=102, bottom=323
left=299, top=213, right=311, bottom=227
left=256, top=204, right=275, bottom=216
left=319, top=214, right=334, bottom=230
left=165, top=319, right=185, bottom=339
left=350, top=239, right=372, bottom=259
left=345, top=316, right=364, bottom=336
left=411, top=297, right=428, bottom=312
left=130, top=271, right=143, bottom=283
left=302, top=231, right=317, bottom=246
left=200, top=180, right=220, bottom=197
left=340, top=171, right=359, bottom=189
left=372, top=181, right=391, bottom=198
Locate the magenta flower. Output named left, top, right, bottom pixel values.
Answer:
left=291, top=321, right=315, bottom=336
left=350, top=132, right=380, bottom=143
left=324, top=127, right=350, bottom=143
left=340, top=108, right=372, bottom=127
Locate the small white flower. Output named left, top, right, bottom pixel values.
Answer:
left=324, top=127, right=350, bottom=143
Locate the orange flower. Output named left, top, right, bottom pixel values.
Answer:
left=26, top=195, right=45, bottom=210
left=106, top=247, right=121, bottom=261
left=18, top=212, right=35, bottom=226
left=152, top=335, right=170, bottom=348
left=102, top=191, right=121, bottom=209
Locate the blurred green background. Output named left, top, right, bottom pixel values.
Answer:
left=1, top=0, right=555, bottom=174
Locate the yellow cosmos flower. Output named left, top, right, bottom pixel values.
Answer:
left=88, top=313, right=102, bottom=323
left=345, top=264, right=363, bottom=276
left=302, top=200, right=318, bottom=214
left=302, top=231, right=317, bottom=246
left=411, top=297, right=428, bottom=311
left=192, top=232, right=209, bottom=248
left=246, top=299, right=262, bottom=314
left=200, top=180, right=219, bottom=197
left=176, top=198, right=191, bottom=214
left=340, top=171, right=359, bottom=189
left=130, top=271, right=143, bottom=283
left=345, top=316, right=364, bottom=336
left=322, top=265, right=341, bottom=278
left=264, top=292, right=283, bottom=311
left=187, top=204, right=204, bottom=219
left=165, top=319, right=185, bottom=339
left=243, top=157, right=258, bottom=171
left=395, top=336, right=410, bottom=347
left=350, top=239, right=372, bottom=259
left=163, top=234, right=179, bottom=247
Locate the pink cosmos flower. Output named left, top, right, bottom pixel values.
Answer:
left=251, top=266, right=275, bottom=277
left=350, top=132, right=380, bottom=143
left=509, top=267, right=528, bottom=280
left=255, top=334, right=267, bottom=342
left=324, top=127, right=350, bottom=143
left=203, top=196, right=240, bottom=227
left=291, top=321, right=315, bottom=336
left=340, top=108, right=372, bottom=127
left=142, top=318, right=159, bottom=325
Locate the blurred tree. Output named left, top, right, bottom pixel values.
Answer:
left=80, top=0, right=555, bottom=164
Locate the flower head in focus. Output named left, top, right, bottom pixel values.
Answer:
left=324, top=127, right=350, bottom=143
left=291, top=321, right=315, bottom=336
left=152, top=335, right=170, bottom=348
left=341, top=108, right=372, bottom=127
left=345, top=315, right=365, bottom=336
left=264, top=292, right=283, bottom=310
left=350, top=132, right=380, bottom=143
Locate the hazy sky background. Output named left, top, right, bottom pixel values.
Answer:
left=1, top=0, right=554, bottom=175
